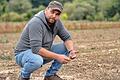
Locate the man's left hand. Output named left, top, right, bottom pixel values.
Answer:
left=68, top=50, right=78, bottom=59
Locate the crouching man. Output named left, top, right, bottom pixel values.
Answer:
left=14, top=1, right=77, bottom=80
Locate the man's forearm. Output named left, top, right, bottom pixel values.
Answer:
left=38, top=47, right=59, bottom=59
left=65, top=39, right=78, bottom=59
left=64, top=39, right=74, bottom=51
left=38, top=47, right=71, bottom=64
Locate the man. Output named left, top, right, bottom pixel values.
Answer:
left=15, top=1, right=77, bottom=80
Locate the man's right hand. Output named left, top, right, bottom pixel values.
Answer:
left=57, top=55, right=71, bottom=64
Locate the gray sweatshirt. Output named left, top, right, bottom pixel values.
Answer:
left=14, top=11, right=71, bottom=55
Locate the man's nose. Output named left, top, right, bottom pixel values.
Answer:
left=52, top=13, right=56, bottom=18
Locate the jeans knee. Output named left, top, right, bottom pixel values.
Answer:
left=22, top=57, right=43, bottom=73
left=33, top=56, right=43, bottom=68
left=35, top=60, right=43, bottom=68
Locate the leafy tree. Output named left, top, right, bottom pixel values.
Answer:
left=1, top=12, right=24, bottom=22
left=60, top=13, right=68, bottom=20
left=8, top=0, right=32, bottom=14
left=30, top=0, right=41, bottom=8
left=30, top=0, right=50, bottom=8
left=23, top=5, right=45, bottom=20
left=94, top=12, right=105, bottom=21
left=64, top=0, right=96, bottom=20
left=98, top=0, right=120, bottom=20
left=53, top=0, right=73, bottom=4
left=112, top=13, right=120, bottom=21
left=63, top=2, right=75, bottom=19
left=0, top=0, right=120, bottom=21
left=0, top=0, right=9, bottom=16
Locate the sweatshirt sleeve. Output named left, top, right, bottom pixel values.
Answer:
left=28, top=22, right=43, bottom=54
left=57, top=21, right=72, bottom=41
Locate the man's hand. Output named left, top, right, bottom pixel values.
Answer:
left=68, top=50, right=78, bottom=59
left=57, top=55, right=71, bottom=64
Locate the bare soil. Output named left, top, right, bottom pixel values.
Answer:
left=0, top=28, right=120, bottom=80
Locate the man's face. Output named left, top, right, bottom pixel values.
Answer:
left=45, top=7, right=61, bottom=24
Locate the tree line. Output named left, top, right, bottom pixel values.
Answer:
left=0, top=0, right=120, bottom=22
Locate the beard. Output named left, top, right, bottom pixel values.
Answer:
left=48, top=18, right=56, bottom=23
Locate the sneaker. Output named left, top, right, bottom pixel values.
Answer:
left=44, top=74, right=63, bottom=80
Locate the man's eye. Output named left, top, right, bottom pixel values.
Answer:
left=50, top=9, right=60, bottom=15
left=56, top=13, right=60, bottom=15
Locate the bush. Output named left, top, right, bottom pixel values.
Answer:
left=60, top=13, right=68, bottom=20
left=21, top=12, right=33, bottom=21
left=8, top=0, right=32, bottom=14
left=0, top=12, right=24, bottom=22
left=31, top=5, right=45, bottom=14
left=21, top=5, right=45, bottom=21
left=112, top=13, right=120, bottom=21
left=94, top=12, right=105, bottom=21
